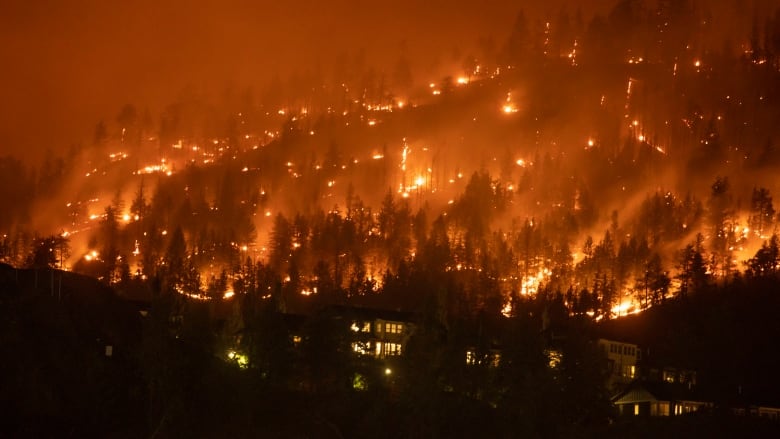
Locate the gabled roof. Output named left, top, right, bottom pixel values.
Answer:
left=612, top=380, right=712, bottom=405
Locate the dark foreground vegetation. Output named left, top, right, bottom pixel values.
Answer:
left=2, top=262, right=780, bottom=438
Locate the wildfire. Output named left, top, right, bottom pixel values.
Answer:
left=520, top=267, right=552, bottom=296
left=611, top=299, right=641, bottom=317
left=502, top=92, right=518, bottom=114
left=136, top=159, right=172, bottom=176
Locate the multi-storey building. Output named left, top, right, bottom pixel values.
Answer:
left=346, top=307, right=414, bottom=359
left=598, top=338, right=640, bottom=392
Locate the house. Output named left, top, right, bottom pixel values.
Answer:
left=339, top=306, right=415, bottom=358
left=738, top=405, right=780, bottom=421
left=612, top=380, right=713, bottom=416
left=598, top=338, right=640, bottom=392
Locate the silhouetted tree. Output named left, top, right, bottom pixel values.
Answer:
left=26, top=235, right=69, bottom=269
left=677, top=235, right=709, bottom=295
left=749, top=187, right=775, bottom=238
left=745, top=235, right=780, bottom=278
left=707, top=177, right=735, bottom=277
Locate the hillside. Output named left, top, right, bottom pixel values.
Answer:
left=598, top=278, right=780, bottom=407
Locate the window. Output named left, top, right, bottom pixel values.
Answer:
left=385, top=322, right=403, bottom=334
left=352, top=341, right=371, bottom=355
left=634, top=404, right=640, bottom=416
left=384, top=342, right=402, bottom=356
left=466, top=350, right=476, bottom=365
left=351, top=321, right=370, bottom=333
left=651, top=402, right=670, bottom=416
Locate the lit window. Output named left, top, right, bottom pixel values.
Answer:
left=634, top=404, right=640, bottom=415
left=385, top=322, right=403, bottom=334
left=652, top=402, right=670, bottom=416
left=352, top=342, right=372, bottom=355
left=351, top=321, right=370, bottom=332
left=466, top=350, right=476, bottom=365
left=384, top=342, right=402, bottom=356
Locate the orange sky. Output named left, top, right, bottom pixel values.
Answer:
left=0, top=0, right=761, bottom=161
